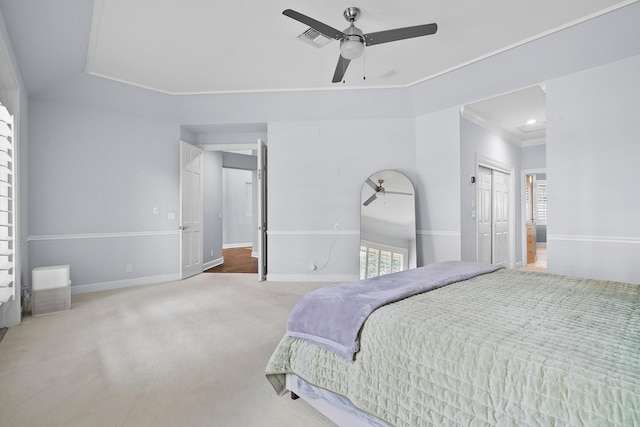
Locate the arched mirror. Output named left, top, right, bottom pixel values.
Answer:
left=360, top=170, right=417, bottom=279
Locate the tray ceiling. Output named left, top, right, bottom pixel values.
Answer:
left=85, top=0, right=634, bottom=94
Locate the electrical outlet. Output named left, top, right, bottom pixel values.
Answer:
left=211, top=250, right=214, bottom=257
left=126, top=264, right=132, bottom=273
left=334, top=222, right=340, bottom=230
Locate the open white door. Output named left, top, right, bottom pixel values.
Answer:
left=257, top=139, right=267, bottom=281
left=180, top=141, right=204, bottom=279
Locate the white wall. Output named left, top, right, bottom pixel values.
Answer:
left=521, top=144, right=546, bottom=171
left=546, top=54, right=640, bottom=284
left=414, top=108, right=462, bottom=265
left=267, top=118, right=415, bottom=281
left=459, top=118, right=522, bottom=265
left=222, top=168, right=253, bottom=247
left=203, top=151, right=223, bottom=269
left=3, top=2, right=640, bottom=294
left=28, top=98, right=180, bottom=292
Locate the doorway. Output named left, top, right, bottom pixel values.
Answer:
left=205, top=247, right=258, bottom=273
left=196, top=139, right=267, bottom=278
left=522, top=169, right=547, bottom=271
left=206, top=166, right=257, bottom=274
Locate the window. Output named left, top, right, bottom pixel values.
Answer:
left=0, top=103, right=14, bottom=302
left=525, top=175, right=534, bottom=222
left=536, top=180, right=547, bottom=225
left=360, top=241, right=408, bottom=280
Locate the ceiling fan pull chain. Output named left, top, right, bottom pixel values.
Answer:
left=363, top=48, right=366, bottom=80
left=343, top=59, right=346, bottom=84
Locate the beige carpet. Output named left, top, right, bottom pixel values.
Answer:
left=0, top=274, right=335, bottom=427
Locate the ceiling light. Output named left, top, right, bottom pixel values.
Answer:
left=526, top=119, right=537, bottom=125
left=340, top=35, right=364, bottom=60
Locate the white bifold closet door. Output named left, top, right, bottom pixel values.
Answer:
left=477, top=166, right=510, bottom=267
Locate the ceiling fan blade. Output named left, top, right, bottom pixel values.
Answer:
left=365, top=178, right=379, bottom=191
left=283, top=9, right=345, bottom=41
left=363, top=193, right=378, bottom=206
left=386, top=191, right=413, bottom=196
left=363, top=23, right=437, bottom=46
left=332, top=55, right=351, bottom=83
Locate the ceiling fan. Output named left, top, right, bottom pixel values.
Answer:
left=363, top=178, right=413, bottom=206
left=283, top=7, right=438, bottom=83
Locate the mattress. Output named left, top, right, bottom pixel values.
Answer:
left=266, top=268, right=640, bottom=426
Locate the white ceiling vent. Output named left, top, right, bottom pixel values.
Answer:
left=297, top=28, right=332, bottom=48
left=518, top=122, right=546, bottom=133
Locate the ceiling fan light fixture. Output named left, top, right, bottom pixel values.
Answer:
left=283, top=7, right=437, bottom=82
left=340, top=35, right=364, bottom=60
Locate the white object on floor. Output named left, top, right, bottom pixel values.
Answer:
left=32, top=265, right=71, bottom=316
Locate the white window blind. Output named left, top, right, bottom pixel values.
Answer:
left=359, top=240, right=408, bottom=280
left=0, top=103, right=14, bottom=303
left=536, top=180, right=547, bottom=225
left=525, top=180, right=533, bottom=222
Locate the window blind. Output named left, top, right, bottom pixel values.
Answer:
left=536, top=181, right=547, bottom=225
left=0, top=103, right=14, bottom=301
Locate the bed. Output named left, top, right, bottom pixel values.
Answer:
left=265, top=261, right=640, bottom=426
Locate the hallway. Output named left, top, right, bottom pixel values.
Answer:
left=205, top=247, right=258, bottom=274
left=520, top=245, right=547, bottom=273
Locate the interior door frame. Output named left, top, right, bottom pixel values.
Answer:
left=521, top=167, right=546, bottom=267
left=199, top=142, right=267, bottom=280
left=475, top=154, right=515, bottom=268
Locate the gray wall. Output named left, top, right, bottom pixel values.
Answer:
left=414, top=108, right=462, bottom=266
left=546, top=54, right=640, bottom=283
left=22, top=52, right=640, bottom=288
left=203, top=151, right=223, bottom=269
left=267, top=118, right=416, bottom=281
left=222, top=168, right=253, bottom=247
left=459, top=118, right=522, bottom=265
left=521, top=144, right=546, bottom=171
left=2, top=2, right=640, bottom=297
left=27, top=97, right=180, bottom=292
left=222, top=152, right=257, bottom=171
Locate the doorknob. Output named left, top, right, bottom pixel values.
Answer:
left=179, top=225, right=190, bottom=231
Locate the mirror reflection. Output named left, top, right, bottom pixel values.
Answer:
left=360, top=170, right=417, bottom=279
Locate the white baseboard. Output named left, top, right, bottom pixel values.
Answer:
left=223, top=243, right=252, bottom=249
left=203, top=257, right=224, bottom=270
left=70, top=273, right=180, bottom=295
left=266, top=274, right=358, bottom=283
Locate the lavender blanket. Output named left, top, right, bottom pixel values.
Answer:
left=286, top=261, right=503, bottom=360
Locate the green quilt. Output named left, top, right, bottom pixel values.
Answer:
left=266, top=269, right=640, bottom=426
